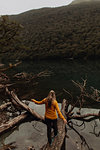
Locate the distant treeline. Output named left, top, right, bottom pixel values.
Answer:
left=1, top=1, right=100, bottom=61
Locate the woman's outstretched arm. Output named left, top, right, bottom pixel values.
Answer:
left=31, top=98, right=46, bottom=105
left=55, top=101, right=67, bottom=124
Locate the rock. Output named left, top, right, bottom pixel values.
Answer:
left=22, top=100, right=26, bottom=103
left=25, top=101, right=29, bottom=105
left=6, top=99, right=10, bottom=102
left=7, top=106, right=12, bottom=112
left=13, top=111, right=22, bottom=117
left=6, top=112, right=13, bottom=117
left=22, top=100, right=29, bottom=105
left=28, top=146, right=35, bottom=150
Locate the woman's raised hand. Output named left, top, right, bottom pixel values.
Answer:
left=31, top=99, right=35, bottom=102
left=64, top=119, right=67, bottom=124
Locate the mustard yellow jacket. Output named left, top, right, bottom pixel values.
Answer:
left=32, top=98, right=65, bottom=121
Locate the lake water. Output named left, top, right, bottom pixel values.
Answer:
left=5, top=59, right=100, bottom=108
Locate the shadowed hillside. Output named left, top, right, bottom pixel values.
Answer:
left=72, top=0, right=100, bottom=5
left=1, top=0, right=100, bottom=61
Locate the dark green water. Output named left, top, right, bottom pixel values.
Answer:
left=3, top=59, right=100, bottom=107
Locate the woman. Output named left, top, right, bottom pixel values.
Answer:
left=31, top=90, right=67, bottom=145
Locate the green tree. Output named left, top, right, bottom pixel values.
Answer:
left=0, top=15, right=23, bottom=54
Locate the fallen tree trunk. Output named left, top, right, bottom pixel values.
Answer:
left=0, top=142, right=16, bottom=150
left=0, top=61, right=21, bottom=72
left=41, top=99, right=67, bottom=150
left=6, top=87, right=44, bottom=121
left=70, top=112, right=100, bottom=120
left=0, top=112, right=28, bottom=135
left=0, top=102, right=11, bottom=111
left=0, top=87, right=45, bottom=135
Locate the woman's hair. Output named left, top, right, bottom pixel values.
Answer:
left=47, top=90, right=56, bottom=108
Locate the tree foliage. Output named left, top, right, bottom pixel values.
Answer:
left=1, top=1, right=100, bottom=60
left=0, top=16, right=23, bottom=56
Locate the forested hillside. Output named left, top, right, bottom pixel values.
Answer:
left=72, top=0, right=100, bottom=5
left=1, top=0, right=100, bottom=60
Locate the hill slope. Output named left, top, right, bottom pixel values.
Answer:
left=2, top=0, right=100, bottom=60
left=72, top=0, right=100, bottom=5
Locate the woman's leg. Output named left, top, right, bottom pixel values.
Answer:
left=52, top=119, right=58, bottom=136
left=45, top=118, right=52, bottom=144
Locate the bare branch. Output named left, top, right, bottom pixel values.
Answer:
left=0, top=141, right=16, bottom=150
left=70, top=112, right=100, bottom=120
left=63, top=88, right=73, bottom=101
left=90, top=120, right=100, bottom=137
left=0, top=102, right=11, bottom=111
left=0, top=61, right=21, bottom=72
left=0, top=112, right=28, bottom=135
left=68, top=122, right=93, bottom=150
left=6, top=87, right=44, bottom=121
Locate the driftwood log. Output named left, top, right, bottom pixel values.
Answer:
left=0, top=88, right=44, bottom=135
left=0, top=142, right=16, bottom=150
left=0, top=112, right=28, bottom=135
left=0, top=62, right=21, bottom=72
left=0, top=102, right=11, bottom=111
left=69, top=112, right=100, bottom=120
left=6, top=87, right=44, bottom=121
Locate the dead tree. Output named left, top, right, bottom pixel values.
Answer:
left=0, top=87, right=44, bottom=135
left=0, top=62, right=21, bottom=72
left=0, top=102, right=11, bottom=111
left=0, top=112, right=28, bottom=135
left=6, top=87, right=44, bottom=121
left=0, top=141, right=16, bottom=150
left=63, top=79, right=100, bottom=150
